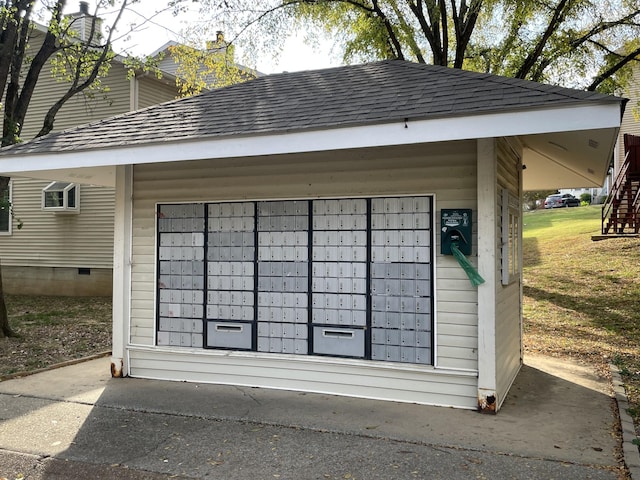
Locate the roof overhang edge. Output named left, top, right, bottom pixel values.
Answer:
left=0, top=102, right=622, bottom=177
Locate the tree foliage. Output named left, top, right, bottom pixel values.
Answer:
left=0, top=0, right=133, bottom=337
left=167, top=32, right=256, bottom=97
left=0, top=1, right=254, bottom=338
left=0, top=0, right=133, bottom=147
left=182, top=0, right=640, bottom=93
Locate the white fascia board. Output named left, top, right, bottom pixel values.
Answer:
left=0, top=102, right=621, bottom=175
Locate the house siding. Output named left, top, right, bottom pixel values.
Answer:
left=0, top=176, right=115, bottom=294
left=0, top=179, right=114, bottom=294
left=157, top=56, right=180, bottom=79
left=2, top=179, right=115, bottom=266
left=20, top=62, right=132, bottom=140
left=617, top=66, right=640, bottom=174
left=495, top=138, right=523, bottom=406
left=126, top=141, right=480, bottom=408
left=137, top=76, right=178, bottom=108
left=1, top=42, right=180, bottom=295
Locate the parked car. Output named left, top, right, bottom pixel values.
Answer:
left=544, top=193, right=581, bottom=208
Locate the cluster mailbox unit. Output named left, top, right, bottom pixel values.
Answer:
left=156, top=196, right=434, bottom=365
left=0, top=59, right=623, bottom=412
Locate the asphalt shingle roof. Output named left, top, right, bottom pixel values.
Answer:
left=0, top=59, right=621, bottom=156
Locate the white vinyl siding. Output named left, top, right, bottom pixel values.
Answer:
left=137, top=76, right=178, bottom=109
left=127, top=347, right=477, bottom=407
left=127, top=141, right=480, bottom=408
left=618, top=66, right=640, bottom=174
left=157, top=55, right=180, bottom=79
left=20, top=62, right=132, bottom=141
left=0, top=179, right=114, bottom=268
left=495, top=138, right=523, bottom=404
left=1, top=32, right=180, bottom=275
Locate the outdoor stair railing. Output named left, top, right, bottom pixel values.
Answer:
left=602, top=134, right=640, bottom=234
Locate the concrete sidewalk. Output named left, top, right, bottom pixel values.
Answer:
left=0, top=354, right=630, bottom=479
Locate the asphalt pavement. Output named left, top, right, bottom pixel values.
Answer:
left=0, top=354, right=632, bottom=479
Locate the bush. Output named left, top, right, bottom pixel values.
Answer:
left=579, top=193, right=592, bottom=204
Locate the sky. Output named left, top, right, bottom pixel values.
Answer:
left=66, top=0, right=340, bottom=74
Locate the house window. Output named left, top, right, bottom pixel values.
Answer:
left=42, top=182, right=79, bottom=212
left=155, top=197, right=434, bottom=366
left=0, top=181, right=11, bottom=235
left=501, top=188, right=520, bottom=285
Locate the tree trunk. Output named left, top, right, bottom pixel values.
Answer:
left=0, top=262, right=14, bottom=338
left=0, top=175, right=13, bottom=337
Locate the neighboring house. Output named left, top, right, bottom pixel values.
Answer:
left=0, top=60, right=623, bottom=411
left=598, top=64, right=640, bottom=235
left=547, top=67, right=640, bottom=206
left=559, top=187, right=605, bottom=203
left=152, top=33, right=260, bottom=96
left=0, top=4, right=180, bottom=295
left=616, top=65, right=640, bottom=173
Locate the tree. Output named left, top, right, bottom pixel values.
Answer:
left=523, top=190, right=557, bottom=210
left=0, top=0, right=133, bottom=338
left=184, top=0, right=640, bottom=93
left=165, top=31, right=257, bottom=97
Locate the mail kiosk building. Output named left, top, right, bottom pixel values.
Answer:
left=0, top=60, right=624, bottom=412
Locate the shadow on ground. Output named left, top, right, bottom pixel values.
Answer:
left=0, top=356, right=625, bottom=479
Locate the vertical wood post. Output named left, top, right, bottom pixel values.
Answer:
left=476, top=138, right=498, bottom=412
left=111, top=164, right=133, bottom=377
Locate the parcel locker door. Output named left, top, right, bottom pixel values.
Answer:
left=313, top=326, right=365, bottom=358
left=207, top=321, right=253, bottom=349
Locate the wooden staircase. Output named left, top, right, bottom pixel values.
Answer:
left=600, top=134, right=640, bottom=236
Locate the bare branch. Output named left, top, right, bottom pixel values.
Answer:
left=408, top=1, right=443, bottom=64
left=37, top=0, right=130, bottom=137
left=515, top=0, right=570, bottom=79
left=567, top=10, right=640, bottom=52
left=372, top=0, right=405, bottom=59
left=588, top=47, right=640, bottom=92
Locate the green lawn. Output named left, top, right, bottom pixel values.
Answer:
left=523, top=205, right=640, bottom=436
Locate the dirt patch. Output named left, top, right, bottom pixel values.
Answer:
left=0, top=295, right=112, bottom=378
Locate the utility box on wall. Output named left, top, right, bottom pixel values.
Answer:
left=440, top=209, right=472, bottom=255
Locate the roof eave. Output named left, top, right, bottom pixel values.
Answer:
left=0, top=101, right=623, bottom=188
